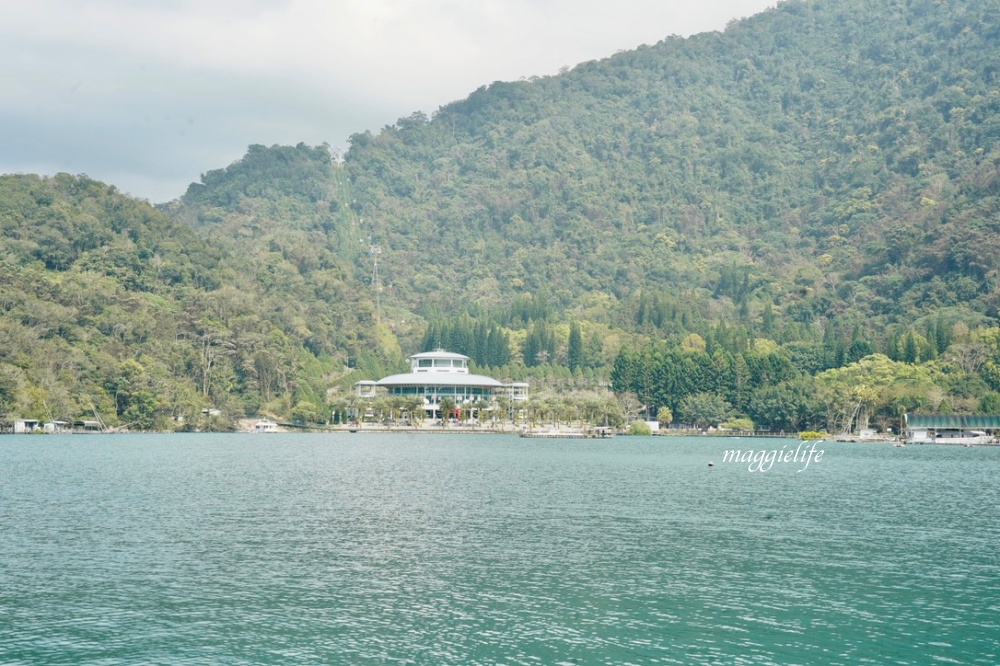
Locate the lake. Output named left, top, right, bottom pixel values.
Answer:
left=1, top=434, right=997, bottom=664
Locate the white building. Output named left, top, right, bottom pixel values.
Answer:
left=903, top=414, right=997, bottom=445
left=357, top=350, right=528, bottom=420
left=14, top=418, right=40, bottom=434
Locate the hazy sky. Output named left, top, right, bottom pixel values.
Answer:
left=1, top=0, right=776, bottom=202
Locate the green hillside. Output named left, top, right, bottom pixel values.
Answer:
left=3, top=0, right=1000, bottom=431
left=0, top=172, right=389, bottom=430
left=341, top=0, right=999, bottom=323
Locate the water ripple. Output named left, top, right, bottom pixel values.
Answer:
left=1, top=435, right=997, bottom=664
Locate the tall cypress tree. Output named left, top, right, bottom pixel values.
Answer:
left=903, top=331, right=919, bottom=364
left=935, top=316, right=951, bottom=354
left=761, top=303, right=775, bottom=337
left=568, top=322, right=583, bottom=372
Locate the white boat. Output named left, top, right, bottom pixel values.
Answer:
left=933, top=429, right=992, bottom=445
left=907, top=428, right=993, bottom=446
left=252, top=419, right=280, bottom=433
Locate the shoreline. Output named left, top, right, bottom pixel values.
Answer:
left=4, top=423, right=998, bottom=446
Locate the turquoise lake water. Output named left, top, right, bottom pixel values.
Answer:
left=1, top=434, right=997, bottom=665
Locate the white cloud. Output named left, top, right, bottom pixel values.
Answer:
left=0, top=0, right=775, bottom=201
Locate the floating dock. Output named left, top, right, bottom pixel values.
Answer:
left=520, top=430, right=615, bottom=439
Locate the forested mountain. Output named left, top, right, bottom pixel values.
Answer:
left=3, top=0, right=1000, bottom=431
left=342, top=0, right=999, bottom=323
left=0, top=173, right=382, bottom=430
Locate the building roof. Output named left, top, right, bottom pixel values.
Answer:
left=409, top=350, right=470, bottom=361
left=376, top=372, right=503, bottom=388
left=904, top=414, right=1000, bottom=428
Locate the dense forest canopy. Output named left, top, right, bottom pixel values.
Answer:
left=0, top=172, right=388, bottom=430
left=2, top=0, right=1000, bottom=431
left=344, top=0, right=999, bottom=322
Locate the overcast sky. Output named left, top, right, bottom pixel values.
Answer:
left=1, top=0, right=776, bottom=203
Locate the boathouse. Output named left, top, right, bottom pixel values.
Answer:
left=903, top=414, right=1000, bottom=445
left=13, top=418, right=41, bottom=434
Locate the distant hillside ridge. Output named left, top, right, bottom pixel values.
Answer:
left=0, top=171, right=390, bottom=431
left=330, top=0, right=998, bottom=328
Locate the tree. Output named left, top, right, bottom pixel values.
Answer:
left=493, top=394, right=511, bottom=427
left=458, top=400, right=473, bottom=424
left=0, top=367, right=19, bottom=418
left=627, top=420, right=652, bottom=435
left=681, top=333, right=707, bottom=353
left=329, top=398, right=350, bottom=424
left=291, top=400, right=321, bottom=425
left=903, top=332, right=920, bottom=364
left=746, top=379, right=817, bottom=432
left=473, top=399, right=490, bottom=426
left=388, top=396, right=405, bottom=424
left=616, top=391, right=642, bottom=424
left=946, top=342, right=988, bottom=375
left=979, top=392, right=1000, bottom=413
left=121, top=391, right=160, bottom=431
left=678, top=392, right=733, bottom=429
left=761, top=304, right=775, bottom=336
left=404, top=396, right=425, bottom=425
left=845, top=340, right=874, bottom=364
left=656, top=406, right=673, bottom=429
left=107, top=359, right=164, bottom=430
left=568, top=322, right=583, bottom=372
left=438, top=396, right=457, bottom=424
left=814, top=354, right=941, bottom=433
left=723, top=417, right=754, bottom=432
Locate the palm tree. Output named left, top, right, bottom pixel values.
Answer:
left=583, top=399, right=602, bottom=428
left=372, top=397, right=391, bottom=424
left=388, top=396, right=404, bottom=426
left=526, top=398, right=545, bottom=428
left=329, top=398, right=349, bottom=425
left=473, top=399, right=490, bottom=428
left=404, top=396, right=425, bottom=426
left=438, top=397, right=457, bottom=426
left=494, top=395, right=511, bottom=430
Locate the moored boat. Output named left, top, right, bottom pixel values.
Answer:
left=907, top=429, right=993, bottom=446
left=252, top=419, right=280, bottom=433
